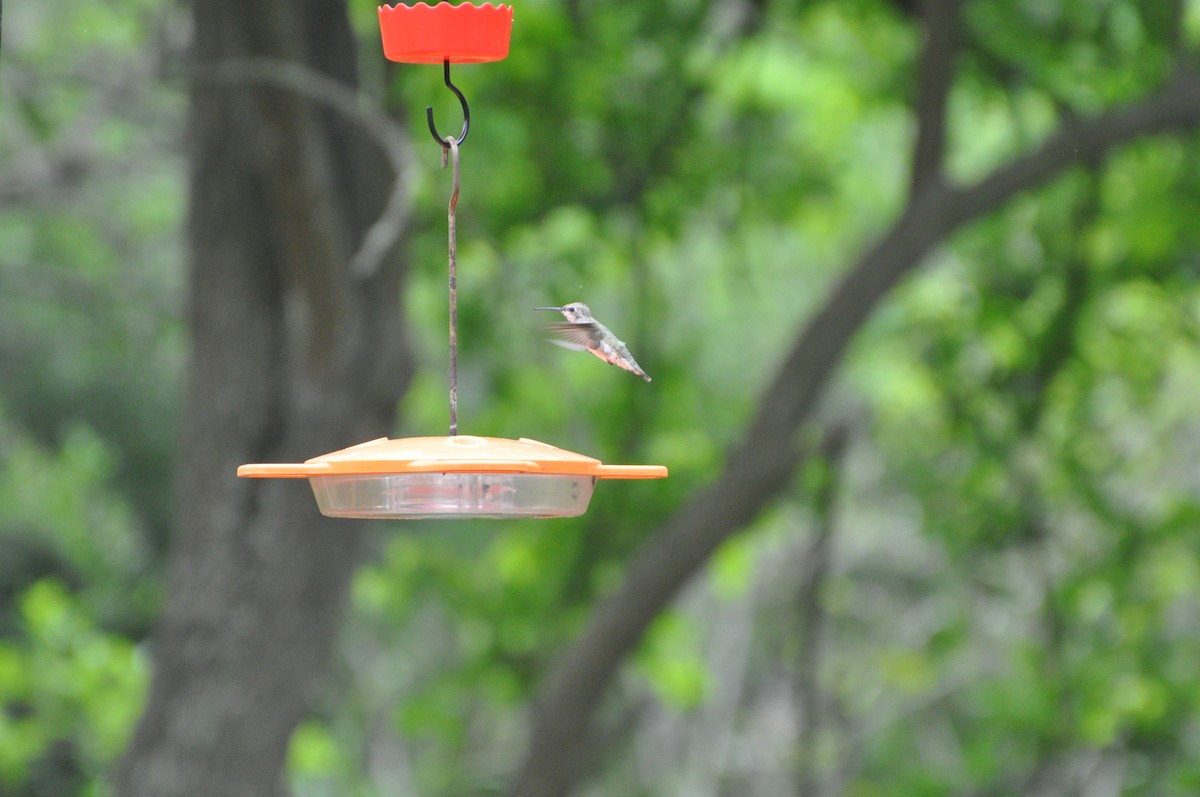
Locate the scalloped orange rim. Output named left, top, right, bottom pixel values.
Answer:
left=237, top=436, right=667, bottom=480
left=378, top=3, right=513, bottom=64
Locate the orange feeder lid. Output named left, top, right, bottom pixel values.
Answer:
left=238, top=435, right=666, bottom=479
left=378, top=3, right=513, bottom=64
left=238, top=436, right=666, bottom=519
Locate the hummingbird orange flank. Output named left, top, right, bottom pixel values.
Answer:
left=535, top=302, right=652, bottom=382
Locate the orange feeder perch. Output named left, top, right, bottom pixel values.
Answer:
left=238, top=3, right=667, bottom=519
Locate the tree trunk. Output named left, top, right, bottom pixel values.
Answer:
left=116, top=0, right=412, bottom=794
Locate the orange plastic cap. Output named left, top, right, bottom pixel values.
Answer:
left=378, top=3, right=513, bottom=64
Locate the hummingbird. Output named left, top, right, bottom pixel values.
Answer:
left=534, top=302, right=652, bottom=382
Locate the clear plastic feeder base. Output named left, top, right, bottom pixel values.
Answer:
left=309, top=471, right=598, bottom=519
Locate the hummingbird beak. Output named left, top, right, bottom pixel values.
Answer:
left=532, top=306, right=563, bottom=311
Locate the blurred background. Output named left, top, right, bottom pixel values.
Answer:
left=3, top=0, right=1200, bottom=795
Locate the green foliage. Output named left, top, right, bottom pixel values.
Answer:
left=0, top=0, right=185, bottom=562
left=636, top=610, right=710, bottom=710
left=0, top=580, right=147, bottom=795
left=0, top=0, right=182, bottom=791
left=0, top=413, right=156, bottom=629
left=847, top=126, right=1200, bottom=795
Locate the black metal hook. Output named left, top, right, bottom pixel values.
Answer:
left=427, top=59, right=470, bottom=148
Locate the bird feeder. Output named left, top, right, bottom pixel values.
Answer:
left=237, top=2, right=667, bottom=519
left=238, top=436, right=664, bottom=519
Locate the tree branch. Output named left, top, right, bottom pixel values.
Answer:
left=794, top=424, right=848, bottom=797
left=193, top=57, right=417, bottom=279
left=1162, top=0, right=1187, bottom=58
left=910, top=0, right=959, bottom=196
left=509, top=67, right=1200, bottom=797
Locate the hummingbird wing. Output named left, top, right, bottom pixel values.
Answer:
left=545, top=321, right=652, bottom=382
left=545, top=321, right=603, bottom=349
left=548, top=338, right=589, bottom=352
